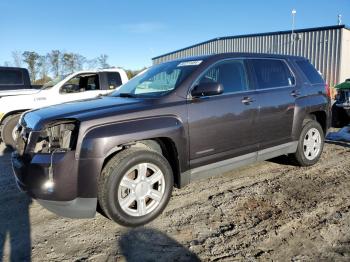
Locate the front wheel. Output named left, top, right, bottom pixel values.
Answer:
left=1, top=114, right=20, bottom=149
left=290, top=120, right=324, bottom=166
left=98, top=148, right=174, bottom=227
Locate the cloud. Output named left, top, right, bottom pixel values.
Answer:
left=119, top=22, right=166, bottom=34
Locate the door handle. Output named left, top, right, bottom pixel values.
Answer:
left=290, top=90, right=301, bottom=97
left=241, top=97, right=255, bottom=105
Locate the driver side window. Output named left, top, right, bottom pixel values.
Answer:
left=60, top=74, right=99, bottom=94
left=60, top=75, right=82, bottom=94
left=198, top=60, right=248, bottom=93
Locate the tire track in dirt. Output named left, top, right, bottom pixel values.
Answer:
left=1, top=142, right=350, bottom=261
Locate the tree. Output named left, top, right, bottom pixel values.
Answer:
left=12, top=51, right=22, bottom=67
left=125, top=67, right=147, bottom=79
left=86, top=58, right=98, bottom=70
left=62, top=52, right=86, bottom=74
left=37, top=55, right=50, bottom=83
left=97, top=54, right=109, bottom=68
left=126, top=70, right=136, bottom=79
left=72, top=53, right=86, bottom=71
left=22, top=51, right=40, bottom=82
left=62, top=52, right=74, bottom=74
left=48, top=50, right=61, bottom=77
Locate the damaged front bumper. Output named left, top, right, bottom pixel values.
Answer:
left=11, top=150, right=98, bottom=218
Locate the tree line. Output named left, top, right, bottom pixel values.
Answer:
left=4, top=50, right=142, bottom=84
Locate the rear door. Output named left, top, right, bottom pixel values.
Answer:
left=100, top=72, right=124, bottom=94
left=188, top=59, right=259, bottom=168
left=248, top=58, right=297, bottom=150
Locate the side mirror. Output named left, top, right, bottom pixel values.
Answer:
left=191, top=82, right=224, bottom=97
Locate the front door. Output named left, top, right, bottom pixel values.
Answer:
left=188, top=59, right=259, bottom=169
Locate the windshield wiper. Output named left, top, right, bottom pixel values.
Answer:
left=119, top=93, right=137, bottom=98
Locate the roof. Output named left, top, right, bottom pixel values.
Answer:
left=165, top=52, right=307, bottom=63
left=0, top=66, right=26, bottom=70
left=152, top=24, right=349, bottom=60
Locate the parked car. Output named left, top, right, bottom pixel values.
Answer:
left=12, top=53, right=331, bottom=227
left=0, top=68, right=128, bottom=147
left=0, top=67, right=41, bottom=98
left=332, top=78, right=350, bottom=127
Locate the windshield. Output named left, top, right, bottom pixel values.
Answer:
left=112, top=60, right=202, bottom=97
left=41, top=75, right=67, bottom=90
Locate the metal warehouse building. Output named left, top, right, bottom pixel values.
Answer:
left=152, top=25, right=350, bottom=87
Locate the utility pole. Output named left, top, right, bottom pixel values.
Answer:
left=338, top=14, right=342, bottom=25
left=291, top=9, right=297, bottom=52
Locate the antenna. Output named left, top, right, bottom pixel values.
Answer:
left=338, top=14, right=342, bottom=25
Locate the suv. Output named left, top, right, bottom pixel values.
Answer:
left=0, top=68, right=128, bottom=148
left=12, top=53, right=330, bottom=227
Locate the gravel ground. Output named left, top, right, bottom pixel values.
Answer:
left=0, top=140, right=350, bottom=261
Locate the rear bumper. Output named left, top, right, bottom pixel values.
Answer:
left=11, top=151, right=98, bottom=218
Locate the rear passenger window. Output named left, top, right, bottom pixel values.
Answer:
left=250, top=59, right=294, bottom=89
left=107, top=72, right=122, bottom=90
left=86, top=75, right=100, bottom=90
left=0, top=69, right=24, bottom=85
left=199, top=60, right=248, bottom=93
left=295, top=60, right=324, bottom=84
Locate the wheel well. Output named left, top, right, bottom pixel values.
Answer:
left=101, top=137, right=181, bottom=188
left=1, top=110, right=27, bottom=124
left=308, top=111, right=327, bottom=134
left=154, top=138, right=181, bottom=188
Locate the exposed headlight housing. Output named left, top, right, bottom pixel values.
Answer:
left=34, top=120, right=79, bottom=153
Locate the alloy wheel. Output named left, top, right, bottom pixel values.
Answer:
left=303, top=128, right=321, bottom=160
left=117, top=163, right=165, bottom=217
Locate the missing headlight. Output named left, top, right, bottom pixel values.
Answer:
left=34, top=120, right=79, bottom=153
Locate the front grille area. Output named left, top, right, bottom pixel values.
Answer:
left=15, top=124, right=28, bottom=156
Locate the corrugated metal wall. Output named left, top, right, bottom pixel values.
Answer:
left=153, top=27, right=343, bottom=86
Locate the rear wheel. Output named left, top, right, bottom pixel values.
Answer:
left=98, top=148, right=173, bottom=227
left=1, top=114, right=20, bottom=149
left=290, top=120, right=324, bottom=166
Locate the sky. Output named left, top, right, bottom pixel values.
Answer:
left=0, top=0, right=349, bottom=70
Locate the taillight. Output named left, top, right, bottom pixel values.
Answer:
left=325, top=84, right=331, bottom=98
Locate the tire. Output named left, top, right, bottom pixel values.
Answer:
left=98, top=148, right=174, bottom=227
left=1, top=114, right=20, bottom=149
left=290, top=120, right=324, bottom=166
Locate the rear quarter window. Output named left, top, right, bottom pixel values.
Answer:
left=250, top=59, right=294, bottom=89
left=0, top=69, right=24, bottom=85
left=107, top=72, right=122, bottom=90
left=295, top=60, right=324, bottom=84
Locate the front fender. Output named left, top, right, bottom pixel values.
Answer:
left=73, top=116, right=188, bottom=199
left=78, top=115, right=187, bottom=163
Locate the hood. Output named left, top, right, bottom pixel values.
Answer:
left=0, top=89, right=41, bottom=98
left=22, top=96, right=144, bottom=130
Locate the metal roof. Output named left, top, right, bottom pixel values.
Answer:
left=152, top=25, right=349, bottom=60
left=161, top=52, right=307, bottom=63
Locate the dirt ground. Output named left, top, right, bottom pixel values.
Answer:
left=0, top=139, right=350, bottom=261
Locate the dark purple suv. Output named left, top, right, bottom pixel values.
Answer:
left=12, top=53, right=331, bottom=227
